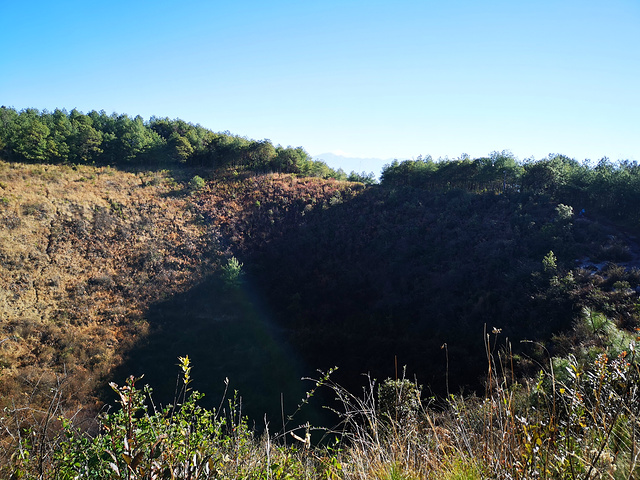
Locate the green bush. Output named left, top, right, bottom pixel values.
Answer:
left=2, top=356, right=343, bottom=479
left=221, top=256, right=244, bottom=289
left=555, top=203, right=574, bottom=221
left=188, top=175, right=206, bottom=194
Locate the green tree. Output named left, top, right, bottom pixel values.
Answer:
left=168, top=132, right=194, bottom=163
left=221, top=256, right=244, bottom=289
left=0, top=106, right=19, bottom=158
left=101, top=113, right=163, bottom=163
left=68, top=109, right=103, bottom=162
left=12, top=108, right=50, bottom=162
left=272, top=146, right=300, bottom=173
left=348, top=170, right=377, bottom=184
left=521, top=154, right=577, bottom=196
left=244, top=139, right=276, bottom=169
left=542, top=250, right=557, bottom=273
left=44, top=108, right=72, bottom=162
left=206, top=132, right=251, bottom=168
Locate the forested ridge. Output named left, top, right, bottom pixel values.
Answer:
left=0, top=107, right=375, bottom=183
left=2, top=107, right=640, bottom=478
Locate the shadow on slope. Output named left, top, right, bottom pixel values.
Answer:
left=110, top=182, right=622, bottom=426
left=240, top=186, right=590, bottom=398
left=108, top=273, right=329, bottom=429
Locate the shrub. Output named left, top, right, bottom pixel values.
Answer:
left=188, top=175, right=206, bottom=194
left=378, top=378, right=422, bottom=426
left=2, top=357, right=335, bottom=479
left=555, top=203, right=574, bottom=221
left=221, top=256, right=244, bottom=289
left=542, top=250, right=557, bottom=273
left=3, top=344, right=640, bottom=478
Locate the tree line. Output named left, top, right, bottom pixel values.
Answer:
left=0, top=107, right=376, bottom=183
left=381, top=151, right=640, bottom=226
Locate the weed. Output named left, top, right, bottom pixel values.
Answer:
left=1, top=357, right=330, bottom=479
left=107, top=198, right=126, bottom=218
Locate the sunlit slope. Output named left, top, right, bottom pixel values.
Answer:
left=0, top=162, right=216, bottom=409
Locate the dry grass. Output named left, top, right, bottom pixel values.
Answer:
left=0, top=161, right=218, bottom=412
left=1, top=330, right=638, bottom=478
left=318, top=330, right=640, bottom=479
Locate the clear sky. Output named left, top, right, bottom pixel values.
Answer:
left=1, top=0, right=639, bottom=169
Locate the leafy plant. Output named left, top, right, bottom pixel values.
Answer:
left=555, top=203, right=574, bottom=221
left=220, top=256, right=244, bottom=289
left=542, top=250, right=557, bottom=273
left=378, top=377, right=422, bottom=426
left=3, top=337, right=640, bottom=479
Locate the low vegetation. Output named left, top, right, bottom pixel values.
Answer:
left=3, top=323, right=639, bottom=478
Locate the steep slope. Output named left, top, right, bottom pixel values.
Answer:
left=0, top=162, right=364, bottom=423
left=2, top=159, right=639, bottom=424
left=0, top=161, right=218, bottom=412
left=197, top=182, right=640, bottom=397
left=109, top=172, right=367, bottom=420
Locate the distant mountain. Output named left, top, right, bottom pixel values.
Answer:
left=312, top=152, right=394, bottom=178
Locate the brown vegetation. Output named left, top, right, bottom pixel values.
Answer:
left=0, top=161, right=218, bottom=413
left=0, top=161, right=362, bottom=420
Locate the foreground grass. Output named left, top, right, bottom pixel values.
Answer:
left=2, top=328, right=639, bottom=479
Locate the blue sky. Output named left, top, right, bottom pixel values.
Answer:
left=1, top=0, right=639, bottom=173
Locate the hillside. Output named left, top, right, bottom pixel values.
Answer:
left=0, top=161, right=364, bottom=420
left=2, top=107, right=640, bottom=477
left=2, top=158, right=640, bottom=478
left=197, top=177, right=640, bottom=398
left=0, top=162, right=242, bottom=411
left=3, top=157, right=640, bottom=418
